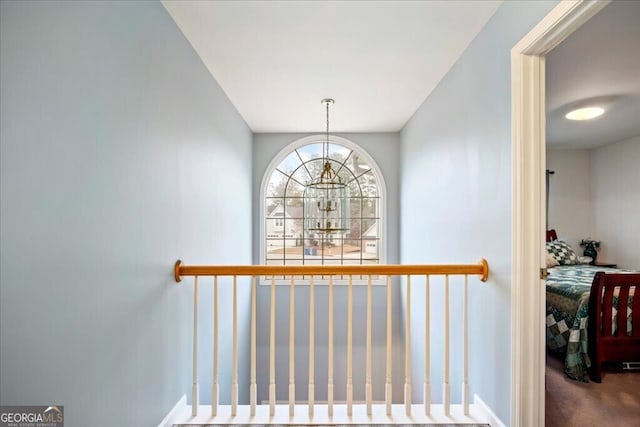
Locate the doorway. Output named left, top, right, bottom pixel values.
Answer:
left=510, top=1, right=610, bottom=426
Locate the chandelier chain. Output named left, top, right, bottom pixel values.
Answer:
left=321, top=98, right=334, bottom=161
left=325, top=100, right=330, bottom=159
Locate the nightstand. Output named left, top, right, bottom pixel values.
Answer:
left=592, top=261, right=617, bottom=268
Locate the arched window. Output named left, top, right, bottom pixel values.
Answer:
left=261, top=135, right=386, bottom=275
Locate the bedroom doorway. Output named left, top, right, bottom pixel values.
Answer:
left=510, top=1, right=609, bottom=426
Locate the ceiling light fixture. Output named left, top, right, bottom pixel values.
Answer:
left=565, top=106, right=605, bottom=121
left=303, top=98, right=349, bottom=234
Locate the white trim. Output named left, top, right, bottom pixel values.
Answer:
left=510, top=1, right=609, bottom=426
left=259, top=134, right=388, bottom=285
left=157, top=394, right=187, bottom=427
left=474, top=394, right=507, bottom=427
left=177, top=403, right=495, bottom=425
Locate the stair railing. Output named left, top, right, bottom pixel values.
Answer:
left=174, top=260, right=489, bottom=421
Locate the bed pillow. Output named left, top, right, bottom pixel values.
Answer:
left=546, top=253, right=560, bottom=268
left=546, top=240, right=580, bottom=265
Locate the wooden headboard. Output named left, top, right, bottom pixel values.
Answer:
left=546, top=229, right=558, bottom=242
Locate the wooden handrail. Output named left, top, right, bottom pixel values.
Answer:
left=174, top=259, right=489, bottom=282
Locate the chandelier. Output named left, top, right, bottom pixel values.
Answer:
left=303, top=98, right=349, bottom=234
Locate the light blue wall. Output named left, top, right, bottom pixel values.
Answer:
left=0, top=1, right=252, bottom=425
left=252, top=133, right=405, bottom=401
left=400, top=1, right=558, bottom=424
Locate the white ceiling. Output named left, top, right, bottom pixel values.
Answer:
left=546, top=0, right=640, bottom=149
left=162, top=0, right=502, bottom=133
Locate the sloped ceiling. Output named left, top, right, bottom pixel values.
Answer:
left=162, top=0, right=502, bottom=133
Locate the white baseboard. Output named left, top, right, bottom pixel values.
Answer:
left=474, top=394, right=507, bottom=427
left=158, top=394, right=187, bottom=427
left=177, top=402, right=496, bottom=425
left=162, top=394, right=504, bottom=426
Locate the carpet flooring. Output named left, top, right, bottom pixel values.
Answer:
left=545, top=351, right=640, bottom=427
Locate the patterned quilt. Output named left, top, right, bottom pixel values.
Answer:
left=545, top=265, right=635, bottom=382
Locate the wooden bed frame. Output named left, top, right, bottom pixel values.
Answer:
left=587, top=272, right=640, bottom=382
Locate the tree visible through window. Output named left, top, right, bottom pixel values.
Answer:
left=263, top=137, right=384, bottom=268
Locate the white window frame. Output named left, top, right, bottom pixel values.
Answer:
left=260, top=135, right=387, bottom=285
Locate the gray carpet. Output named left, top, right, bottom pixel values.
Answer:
left=546, top=351, right=640, bottom=427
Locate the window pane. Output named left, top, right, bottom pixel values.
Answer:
left=348, top=198, right=362, bottom=218
left=361, top=174, right=379, bottom=197
left=266, top=198, right=284, bottom=215
left=296, top=144, right=323, bottom=161
left=267, top=172, right=287, bottom=197
left=345, top=218, right=361, bottom=241
left=362, top=199, right=379, bottom=218
left=335, top=162, right=354, bottom=185
left=361, top=219, right=378, bottom=236
left=348, top=179, right=362, bottom=196
left=292, top=161, right=318, bottom=186
left=284, top=181, right=305, bottom=198
left=276, top=150, right=303, bottom=175
left=285, top=197, right=304, bottom=210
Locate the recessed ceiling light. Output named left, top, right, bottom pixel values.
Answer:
left=565, top=106, right=605, bottom=121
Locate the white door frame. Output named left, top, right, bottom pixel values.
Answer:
left=510, top=1, right=610, bottom=426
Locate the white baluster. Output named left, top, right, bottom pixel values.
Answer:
left=232, top=276, right=238, bottom=416
left=212, top=276, right=218, bottom=417
left=462, top=275, right=469, bottom=415
left=269, top=276, right=276, bottom=416
left=424, top=275, right=431, bottom=416
left=347, top=275, right=353, bottom=416
left=192, top=276, right=199, bottom=417
left=405, top=275, right=412, bottom=416
left=289, top=275, right=295, bottom=417
left=385, top=275, right=393, bottom=415
left=328, top=275, right=334, bottom=417
left=443, top=275, right=450, bottom=416
left=366, top=275, right=373, bottom=416
left=250, top=276, right=257, bottom=416
left=308, top=276, right=315, bottom=418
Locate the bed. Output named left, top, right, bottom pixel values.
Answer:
left=544, top=235, right=640, bottom=382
